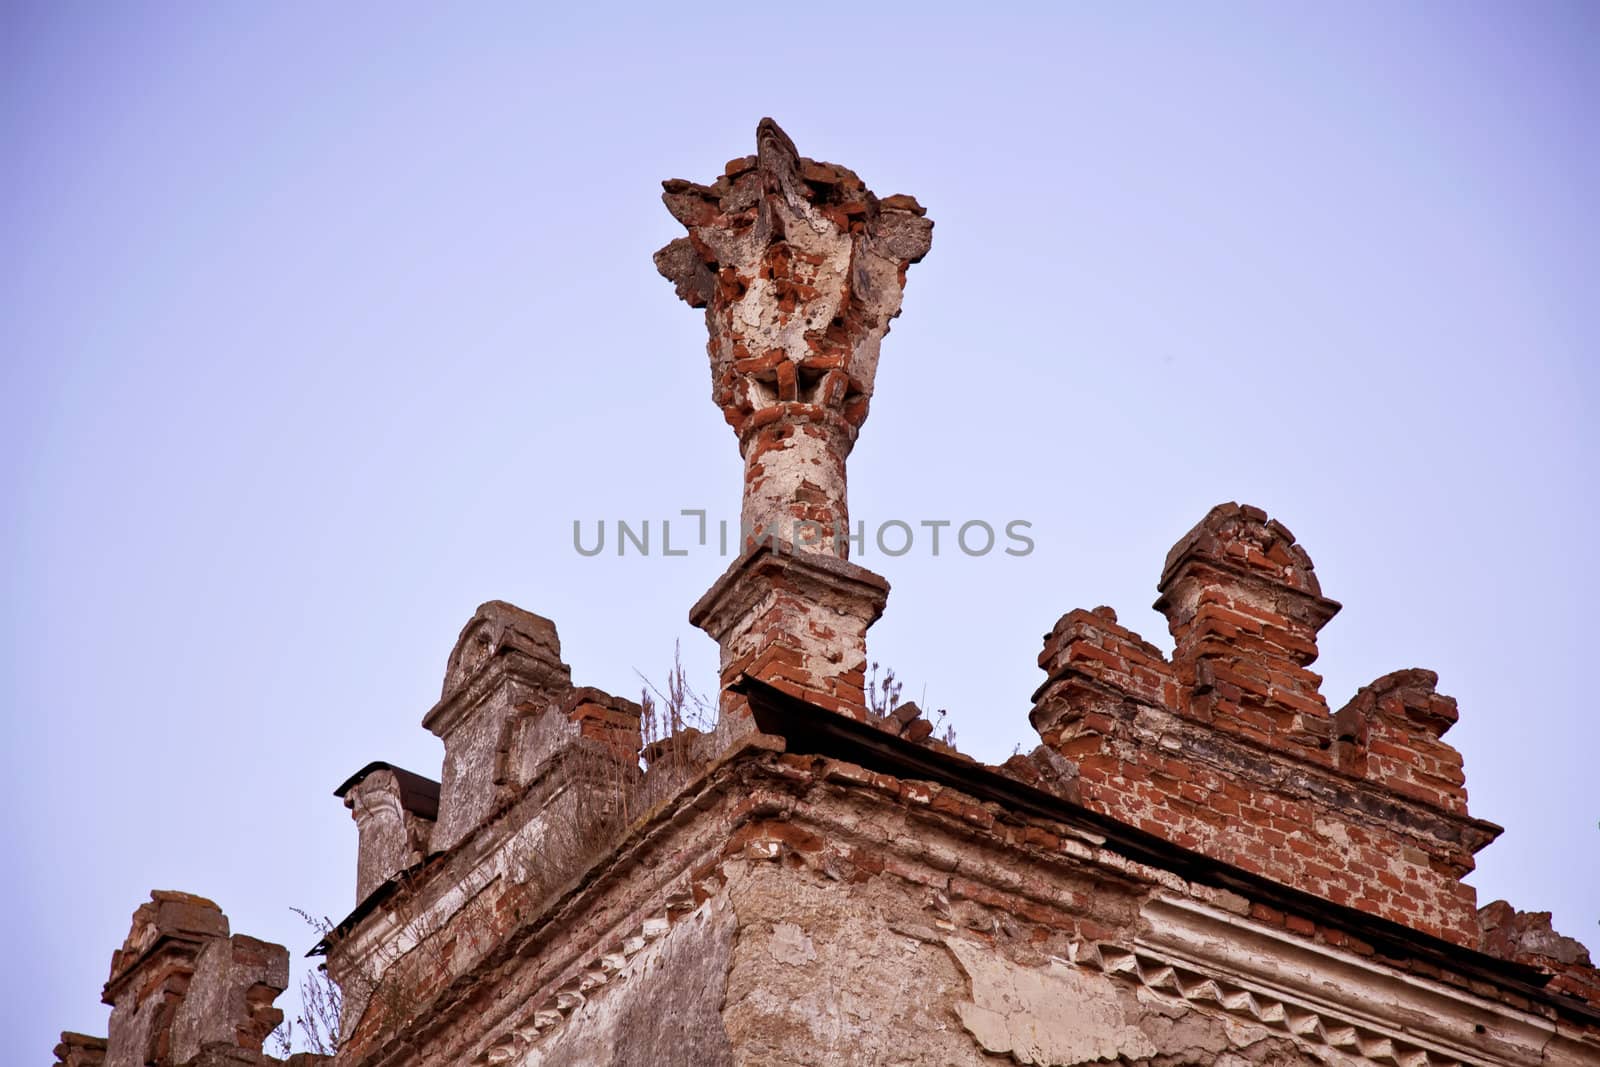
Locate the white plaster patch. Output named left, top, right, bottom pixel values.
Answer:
left=768, top=922, right=817, bottom=967
left=945, top=938, right=1156, bottom=1066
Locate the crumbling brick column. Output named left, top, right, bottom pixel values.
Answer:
left=655, top=118, right=932, bottom=557
left=555, top=686, right=645, bottom=765
left=422, top=601, right=573, bottom=853
left=100, top=891, right=288, bottom=1067
left=660, top=120, right=928, bottom=719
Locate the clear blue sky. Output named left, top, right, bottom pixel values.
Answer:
left=3, top=3, right=1594, bottom=1057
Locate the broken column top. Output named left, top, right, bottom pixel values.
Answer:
left=53, top=1033, right=107, bottom=1067
left=654, top=118, right=933, bottom=438
left=1156, top=502, right=1338, bottom=625
left=655, top=119, right=933, bottom=555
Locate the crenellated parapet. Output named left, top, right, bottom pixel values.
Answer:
left=1032, top=502, right=1503, bottom=946
left=324, top=601, right=656, bottom=1051
left=1332, top=669, right=1470, bottom=815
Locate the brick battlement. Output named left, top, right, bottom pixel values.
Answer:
left=1032, top=502, right=1503, bottom=947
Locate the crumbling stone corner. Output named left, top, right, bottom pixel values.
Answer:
left=1480, top=899, right=1600, bottom=1004
left=99, top=891, right=289, bottom=1067
left=53, top=1033, right=107, bottom=1067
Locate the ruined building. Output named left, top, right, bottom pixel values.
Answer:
left=56, top=121, right=1600, bottom=1067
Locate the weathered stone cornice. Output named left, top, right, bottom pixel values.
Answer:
left=689, top=544, right=889, bottom=641
left=419, top=653, right=568, bottom=741
left=1119, top=894, right=1596, bottom=1066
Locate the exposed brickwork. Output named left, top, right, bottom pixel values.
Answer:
left=865, top=699, right=963, bottom=760
left=1032, top=503, right=1503, bottom=947
left=318, top=737, right=1600, bottom=1066
left=316, top=601, right=660, bottom=1063
left=556, top=687, right=645, bottom=765
left=690, top=544, right=887, bottom=720
left=658, top=123, right=933, bottom=726
left=1157, top=502, right=1339, bottom=747
left=1333, top=668, right=1473, bottom=815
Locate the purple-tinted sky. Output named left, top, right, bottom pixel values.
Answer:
left=3, top=3, right=1595, bottom=1057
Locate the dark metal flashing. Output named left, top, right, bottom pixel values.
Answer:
left=333, top=761, right=441, bottom=821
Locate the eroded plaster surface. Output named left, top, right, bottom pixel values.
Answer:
left=518, top=900, right=736, bottom=1067
left=945, top=936, right=1156, bottom=1065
